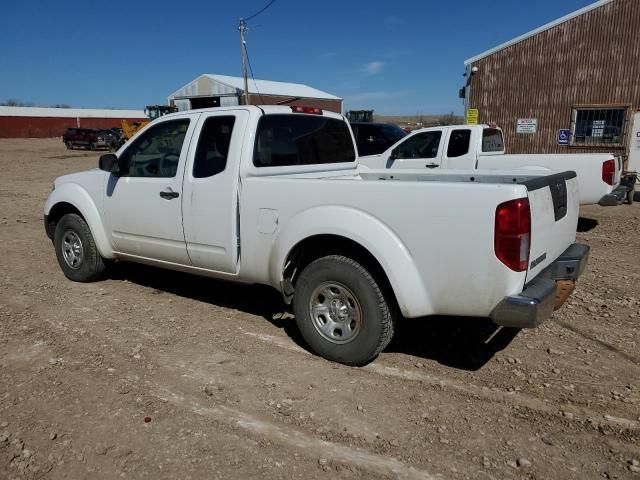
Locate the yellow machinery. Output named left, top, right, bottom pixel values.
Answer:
left=121, top=105, right=178, bottom=143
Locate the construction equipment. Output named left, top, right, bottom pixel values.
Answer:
left=120, top=105, right=178, bottom=145
left=346, top=110, right=374, bottom=123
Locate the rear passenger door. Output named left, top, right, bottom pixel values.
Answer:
left=182, top=110, right=249, bottom=273
left=442, top=128, right=474, bottom=169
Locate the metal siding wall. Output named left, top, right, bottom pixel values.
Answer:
left=468, top=0, right=640, bottom=159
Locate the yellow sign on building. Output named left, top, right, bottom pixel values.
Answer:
left=467, top=108, right=479, bottom=125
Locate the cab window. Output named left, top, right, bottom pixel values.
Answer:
left=253, top=115, right=355, bottom=167
left=119, top=120, right=190, bottom=178
left=447, top=129, right=471, bottom=158
left=395, top=131, right=442, bottom=159
left=482, top=129, right=504, bottom=152
left=193, top=116, right=236, bottom=178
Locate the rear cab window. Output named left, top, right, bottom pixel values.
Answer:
left=253, top=114, right=355, bottom=167
left=482, top=128, right=504, bottom=152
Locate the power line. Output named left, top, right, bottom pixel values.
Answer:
left=245, top=42, right=265, bottom=105
left=239, top=0, right=276, bottom=105
left=243, top=0, right=276, bottom=22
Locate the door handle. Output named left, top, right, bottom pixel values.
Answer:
left=159, top=189, right=180, bottom=199
left=425, top=163, right=439, bottom=169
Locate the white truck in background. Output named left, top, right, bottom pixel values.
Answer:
left=44, top=106, right=589, bottom=366
left=359, top=124, right=627, bottom=206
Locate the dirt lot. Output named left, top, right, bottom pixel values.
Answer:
left=0, top=138, right=639, bottom=480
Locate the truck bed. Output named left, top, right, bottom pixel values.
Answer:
left=240, top=168, right=579, bottom=318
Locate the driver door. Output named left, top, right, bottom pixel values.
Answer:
left=103, top=115, right=198, bottom=265
left=387, top=130, right=443, bottom=169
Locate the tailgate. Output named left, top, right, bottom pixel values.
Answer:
left=524, top=171, right=579, bottom=282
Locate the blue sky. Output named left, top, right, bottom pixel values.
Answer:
left=0, top=0, right=596, bottom=115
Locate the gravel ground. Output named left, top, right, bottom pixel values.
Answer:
left=0, top=138, right=639, bottom=480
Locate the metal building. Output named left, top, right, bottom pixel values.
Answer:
left=0, top=107, right=146, bottom=138
left=462, top=0, right=640, bottom=169
left=168, top=74, right=343, bottom=114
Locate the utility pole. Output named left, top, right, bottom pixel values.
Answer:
left=239, top=19, right=250, bottom=106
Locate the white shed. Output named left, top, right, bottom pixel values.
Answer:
left=168, top=74, right=342, bottom=113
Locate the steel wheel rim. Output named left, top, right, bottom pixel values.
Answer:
left=309, top=282, right=362, bottom=344
left=61, top=230, right=84, bottom=270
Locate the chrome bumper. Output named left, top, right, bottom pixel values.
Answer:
left=491, top=243, right=590, bottom=328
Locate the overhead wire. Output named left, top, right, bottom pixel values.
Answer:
left=240, top=0, right=276, bottom=105
left=243, top=0, right=276, bottom=22
left=245, top=43, right=266, bottom=105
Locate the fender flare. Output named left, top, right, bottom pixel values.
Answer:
left=269, top=206, right=432, bottom=318
left=45, top=184, right=115, bottom=259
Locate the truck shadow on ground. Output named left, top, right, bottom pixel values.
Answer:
left=388, top=319, right=519, bottom=371
left=577, top=217, right=599, bottom=232
left=109, top=262, right=518, bottom=372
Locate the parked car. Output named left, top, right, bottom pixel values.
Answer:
left=63, top=128, right=117, bottom=151
left=45, top=106, right=588, bottom=366
left=350, top=122, right=407, bottom=156
left=359, top=124, right=625, bottom=206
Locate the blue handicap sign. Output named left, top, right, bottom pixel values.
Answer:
left=558, top=129, right=571, bottom=145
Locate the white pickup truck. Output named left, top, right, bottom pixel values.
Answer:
left=360, top=124, right=626, bottom=206
left=44, top=106, right=589, bottom=366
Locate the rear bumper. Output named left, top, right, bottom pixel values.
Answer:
left=491, top=243, right=590, bottom=328
left=598, top=185, right=628, bottom=206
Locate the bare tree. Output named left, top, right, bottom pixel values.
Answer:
left=1, top=99, right=35, bottom=107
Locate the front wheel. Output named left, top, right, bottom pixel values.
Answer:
left=293, top=255, right=396, bottom=366
left=53, top=213, right=106, bottom=282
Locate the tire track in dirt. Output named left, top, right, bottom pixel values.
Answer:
left=241, top=331, right=640, bottom=432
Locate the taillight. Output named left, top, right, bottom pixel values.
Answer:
left=495, top=198, right=531, bottom=272
left=602, top=159, right=615, bottom=185
left=291, top=106, right=323, bottom=115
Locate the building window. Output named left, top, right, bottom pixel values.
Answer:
left=570, top=107, right=628, bottom=147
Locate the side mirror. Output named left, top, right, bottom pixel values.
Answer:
left=99, top=154, right=127, bottom=176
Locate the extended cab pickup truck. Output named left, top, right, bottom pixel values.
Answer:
left=44, top=106, right=589, bottom=366
left=359, top=124, right=626, bottom=206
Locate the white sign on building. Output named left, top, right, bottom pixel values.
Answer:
left=516, top=118, right=538, bottom=134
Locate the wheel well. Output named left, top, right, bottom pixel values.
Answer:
left=282, top=235, right=398, bottom=310
left=45, top=202, right=83, bottom=239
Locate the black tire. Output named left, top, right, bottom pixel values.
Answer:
left=627, top=187, right=635, bottom=205
left=66, top=142, right=73, bottom=150
left=293, top=255, right=396, bottom=366
left=89, top=143, right=96, bottom=151
left=53, top=213, right=106, bottom=282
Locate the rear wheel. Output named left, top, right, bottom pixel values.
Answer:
left=53, top=213, right=106, bottom=282
left=293, top=255, right=395, bottom=366
left=627, top=187, right=635, bottom=205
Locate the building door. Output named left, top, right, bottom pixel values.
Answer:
left=628, top=111, right=640, bottom=174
